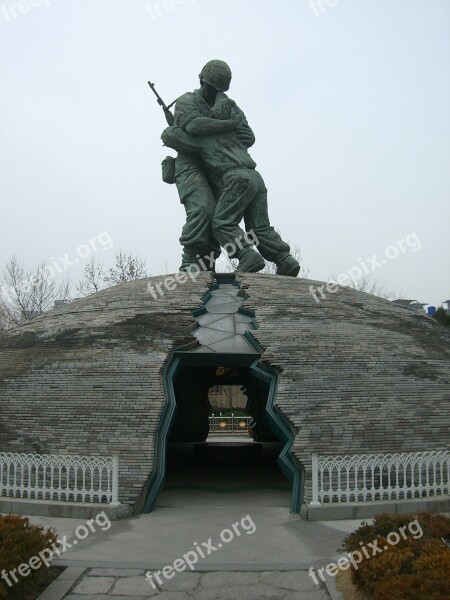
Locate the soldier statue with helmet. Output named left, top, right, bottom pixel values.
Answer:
left=152, top=59, right=300, bottom=276
left=168, top=60, right=255, bottom=272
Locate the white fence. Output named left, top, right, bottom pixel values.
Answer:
left=0, top=453, right=119, bottom=504
left=311, top=450, right=450, bottom=505
left=209, top=416, right=252, bottom=434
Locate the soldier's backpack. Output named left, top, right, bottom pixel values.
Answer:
left=162, top=156, right=176, bottom=184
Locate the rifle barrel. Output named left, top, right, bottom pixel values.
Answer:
left=148, top=81, right=165, bottom=107
left=148, top=81, right=175, bottom=125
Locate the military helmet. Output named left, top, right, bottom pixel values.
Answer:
left=199, top=60, right=232, bottom=92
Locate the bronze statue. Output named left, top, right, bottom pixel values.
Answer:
left=158, top=60, right=300, bottom=276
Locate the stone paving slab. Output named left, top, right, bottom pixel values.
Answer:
left=72, top=576, right=115, bottom=594
left=155, top=572, right=200, bottom=592
left=90, top=569, right=146, bottom=577
left=65, top=597, right=150, bottom=600
left=111, top=576, right=159, bottom=595
left=37, top=568, right=87, bottom=600
left=55, top=569, right=331, bottom=600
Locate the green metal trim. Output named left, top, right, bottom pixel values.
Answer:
left=143, top=275, right=303, bottom=514
left=142, top=353, right=180, bottom=513
left=199, top=290, right=213, bottom=304
left=143, top=351, right=258, bottom=513
left=143, top=352, right=303, bottom=514
left=243, top=331, right=265, bottom=353
left=214, top=273, right=236, bottom=283
left=250, top=360, right=303, bottom=513
left=237, top=306, right=256, bottom=318
left=192, top=307, right=207, bottom=318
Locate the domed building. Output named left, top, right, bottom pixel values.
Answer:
left=0, top=272, right=449, bottom=518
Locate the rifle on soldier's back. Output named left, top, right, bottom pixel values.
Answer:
left=148, top=81, right=177, bottom=184
left=147, top=81, right=176, bottom=126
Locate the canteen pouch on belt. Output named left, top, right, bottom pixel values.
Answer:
left=162, top=156, right=176, bottom=184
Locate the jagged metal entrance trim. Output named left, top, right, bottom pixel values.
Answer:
left=249, top=360, right=303, bottom=513
left=143, top=275, right=302, bottom=514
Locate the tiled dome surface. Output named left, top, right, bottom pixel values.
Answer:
left=1, top=272, right=449, bottom=508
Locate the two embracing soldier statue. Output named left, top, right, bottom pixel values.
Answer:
left=150, top=59, right=300, bottom=277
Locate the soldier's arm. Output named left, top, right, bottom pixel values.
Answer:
left=161, top=126, right=204, bottom=154
left=175, top=92, right=238, bottom=136
left=237, top=122, right=256, bottom=148
left=184, top=117, right=238, bottom=136
left=232, top=104, right=256, bottom=148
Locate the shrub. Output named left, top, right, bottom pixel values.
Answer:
left=340, top=512, right=450, bottom=600
left=374, top=541, right=450, bottom=600
left=341, top=512, right=450, bottom=553
left=0, top=514, right=58, bottom=600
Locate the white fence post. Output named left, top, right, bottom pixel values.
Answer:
left=310, top=453, right=321, bottom=506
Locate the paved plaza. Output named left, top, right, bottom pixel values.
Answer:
left=21, top=488, right=360, bottom=599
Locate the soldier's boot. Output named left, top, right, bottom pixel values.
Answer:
left=179, top=247, right=203, bottom=272
left=276, top=254, right=300, bottom=277
left=235, top=248, right=265, bottom=273
left=180, top=247, right=219, bottom=273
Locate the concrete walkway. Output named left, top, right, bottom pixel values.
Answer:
left=15, top=492, right=364, bottom=599
left=51, top=567, right=333, bottom=599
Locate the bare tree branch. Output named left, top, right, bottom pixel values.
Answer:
left=0, top=256, right=71, bottom=328
left=103, top=250, right=148, bottom=286
left=76, top=257, right=105, bottom=297
left=331, top=273, right=403, bottom=300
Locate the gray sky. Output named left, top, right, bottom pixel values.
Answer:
left=1, top=0, right=449, bottom=306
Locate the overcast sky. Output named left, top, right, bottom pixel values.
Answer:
left=1, top=0, right=449, bottom=307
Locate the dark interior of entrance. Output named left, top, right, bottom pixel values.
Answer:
left=156, top=365, right=291, bottom=506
